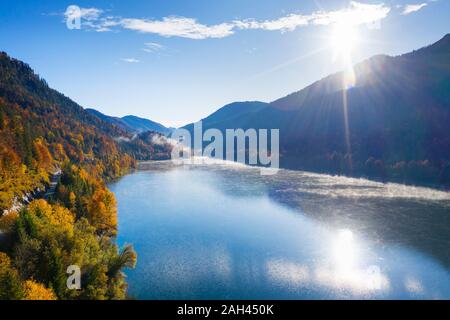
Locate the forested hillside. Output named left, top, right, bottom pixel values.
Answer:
left=273, top=34, right=450, bottom=186
left=0, top=51, right=136, bottom=211
left=0, top=51, right=168, bottom=299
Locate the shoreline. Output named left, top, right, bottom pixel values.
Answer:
left=136, top=159, right=450, bottom=194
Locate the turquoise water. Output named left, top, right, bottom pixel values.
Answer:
left=110, top=161, right=450, bottom=299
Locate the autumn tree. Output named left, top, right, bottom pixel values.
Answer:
left=88, top=189, right=118, bottom=237
left=0, top=252, right=24, bottom=299
left=11, top=200, right=136, bottom=300
left=22, top=280, right=57, bottom=300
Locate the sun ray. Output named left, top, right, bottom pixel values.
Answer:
left=328, top=22, right=359, bottom=171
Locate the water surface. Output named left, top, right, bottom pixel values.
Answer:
left=110, top=161, right=450, bottom=299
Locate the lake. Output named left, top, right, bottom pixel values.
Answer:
left=110, top=161, right=450, bottom=299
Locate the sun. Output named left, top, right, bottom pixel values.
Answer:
left=329, top=22, right=359, bottom=89
left=330, top=23, right=359, bottom=59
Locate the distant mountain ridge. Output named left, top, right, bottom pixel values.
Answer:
left=182, top=34, right=450, bottom=187
left=86, top=108, right=172, bottom=135
left=183, top=101, right=269, bottom=131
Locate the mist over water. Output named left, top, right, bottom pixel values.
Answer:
left=110, top=161, right=450, bottom=299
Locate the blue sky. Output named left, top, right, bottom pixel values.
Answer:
left=0, top=1, right=448, bottom=127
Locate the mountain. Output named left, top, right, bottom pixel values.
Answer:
left=0, top=51, right=171, bottom=211
left=183, top=101, right=269, bottom=131
left=85, top=108, right=129, bottom=131
left=121, top=115, right=173, bottom=135
left=183, top=34, right=450, bottom=187
left=86, top=108, right=172, bottom=135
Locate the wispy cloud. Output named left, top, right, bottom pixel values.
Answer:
left=142, top=42, right=165, bottom=53
left=401, top=3, right=428, bottom=15
left=121, top=17, right=235, bottom=39
left=121, top=58, right=140, bottom=63
left=64, top=1, right=391, bottom=39
left=235, top=2, right=390, bottom=31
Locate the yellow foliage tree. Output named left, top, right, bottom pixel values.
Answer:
left=22, top=280, right=56, bottom=300
left=28, top=199, right=52, bottom=218
left=0, top=252, right=24, bottom=300
left=28, top=199, right=75, bottom=233
left=0, top=251, right=11, bottom=269
left=53, top=143, right=67, bottom=162
left=0, top=211, right=18, bottom=232
left=69, top=191, right=76, bottom=208
left=33, top=138, right=54, bottom=171
left=88, top=189, right=118, bottom=236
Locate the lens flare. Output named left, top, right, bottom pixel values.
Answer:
left=331, top=23, right=359, bottom=58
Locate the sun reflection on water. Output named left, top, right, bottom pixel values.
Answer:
left=333, top=229, right=356, bottom=272
left=267, top=228, right=390, bottom=297
left=320, top=228, right=390, bottom=295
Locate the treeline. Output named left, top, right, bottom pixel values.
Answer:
left=0, top=197, right=135, bottom=299
left=282, top=151, right=450, bottom=187
left=119, top=130, right=173, bottom=161
left=0, top=51, right=169, bottom=299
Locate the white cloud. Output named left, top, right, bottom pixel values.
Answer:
left=120, top=17, right=235, bottom=39
left=93, top=17, right=120, bottom=32
left=401, top=3, right=428, bottom=15
left=143, top=42, right=165, bottom=53
left=64, top=2, right=391, bottom=39
left=121, top=58, right=140, bottom=63
left=233, top=15, right=310, bottom=32
left=234, top=1, right=390, bottom=32
left=311, top=1, right=390, bottom=26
